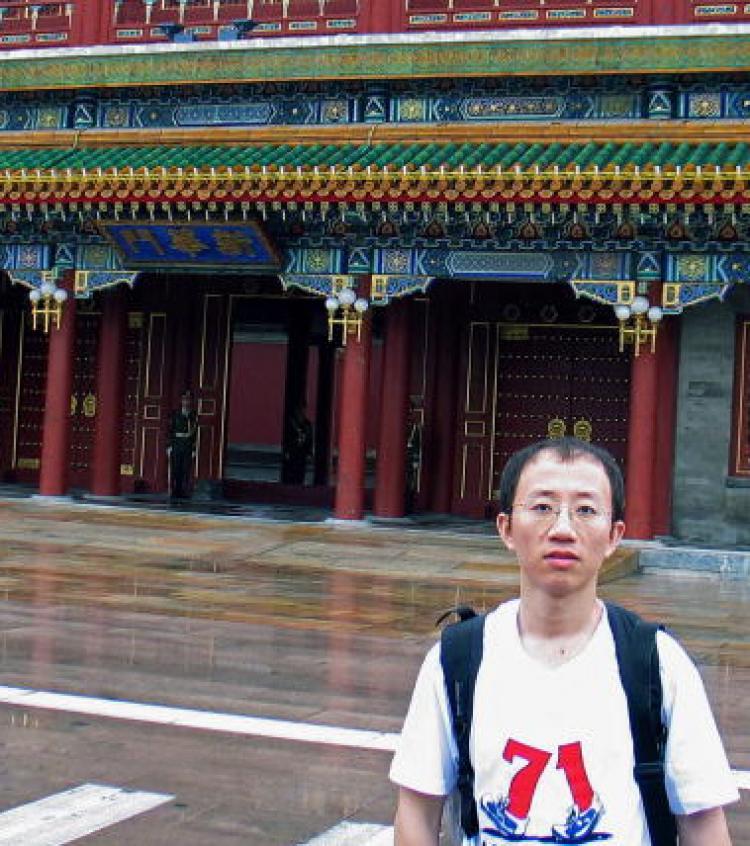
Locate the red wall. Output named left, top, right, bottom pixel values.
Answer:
left=227, top=342, right=287, bottom=445
left=0, top=1, right=730, bottom=52
left=227, top=340, right=319, bottom=446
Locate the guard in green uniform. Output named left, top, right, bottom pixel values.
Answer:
left=168, top=390, right=197, bottom=500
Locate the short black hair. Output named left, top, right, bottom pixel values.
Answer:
left=497, top=437, right=625, bottom=522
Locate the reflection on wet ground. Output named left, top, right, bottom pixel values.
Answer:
left=0, top=498, right=747, bottom=843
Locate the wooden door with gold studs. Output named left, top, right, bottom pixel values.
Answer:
left=69, top=311, right=100, bottom=489
left=14, top=315, right=49, bottom=484
left=453, top=323, right=630, bottom=518
left=567, top=328, right=630, bottom=465
left=494, top=323, right=574, bottom=478
left=0, top=308, right=22, bottom=481
left=118, top=312, right=147, bottom=493
left=493, top=325, right=630, bottom=501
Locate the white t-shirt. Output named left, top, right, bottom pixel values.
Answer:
left=390, top=600, right=739, bottom=845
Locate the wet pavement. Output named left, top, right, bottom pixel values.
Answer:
left=0, top=497, right=747, bottom=844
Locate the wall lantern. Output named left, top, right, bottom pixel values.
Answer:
left=613, top=295, right=663, bottom=356
left=325, top=280, right=369, bottom=345
left=29, top=275, right=68, bottom=333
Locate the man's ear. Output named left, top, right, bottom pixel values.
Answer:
left=496, top=512, right=515, bottom=551
left=605, top=520, right=626, bottom=558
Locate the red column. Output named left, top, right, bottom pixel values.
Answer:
left=91, top=289, right=127, bottom=497
left=39, top=273, right=77, bottom=497
left=334, top=313, right=372, bottom=520
left=624, top=347, right=660, bottom=539
left=374, top=299, right=411, bottom=517
left=652, top=318, right=680, bottom=536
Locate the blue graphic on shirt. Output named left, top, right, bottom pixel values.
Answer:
left=481, top=832, right=611, bottom=844
left=481, top=792, right=612, bottom=842
left=479, top=739, right=613, bottom=844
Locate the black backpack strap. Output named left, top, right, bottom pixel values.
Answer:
left=440, top=612, right=486, bottom=840
left=605, top=602, right=677, bottom=846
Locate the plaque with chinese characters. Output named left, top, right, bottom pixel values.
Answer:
left=99, top=222, right=280, bottom=271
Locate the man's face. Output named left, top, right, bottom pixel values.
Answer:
left=181, top=394, right=191, bottom=412
left=496, top=451, right=625, bottom=598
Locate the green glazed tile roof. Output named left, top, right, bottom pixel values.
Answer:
left=0, top=141, right=748, bottom=172
left=1, top=141, right=748, bottom=207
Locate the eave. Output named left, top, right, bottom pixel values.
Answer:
left=0, top=127, right=748, bottom=208
left=1, top=147, right=748, bottom=208
left=4, top=121, right=750, bottom=149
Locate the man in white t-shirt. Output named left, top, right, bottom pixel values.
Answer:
left=390, top=437, right=738, bottom=845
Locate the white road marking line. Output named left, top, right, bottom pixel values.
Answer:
left=0, top=685, right=747, bottom=795
left=298, top=821, right=393, bottom=845
left=0, top=685, right=399, bottom=752
left=0, top=782, right=172, bottom=846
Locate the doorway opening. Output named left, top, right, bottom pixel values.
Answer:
left=223, top=296, right=335, bottom=505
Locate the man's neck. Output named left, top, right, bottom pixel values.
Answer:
left=518, top=586, right=601, bottom=640
left=517, top=593, right=603, bottom=667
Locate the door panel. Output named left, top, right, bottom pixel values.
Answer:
left=568, top=330, right=630, bottom=464
left=14, top=316, right=49, bottom=483
left=119, top=312, right=147, bottom=492
left=69, top=311, right=100, bottom=489
left=494, top=325, right=630, bottom=494
left=135, top=312, right=168, bottom=491
left=452, top=321, right=496, bottom=516
left=454, top=321, right=630, bottom=517
left=196, top=293, right=230, bottom=481
left=495, top=327, right=576, bottom=473
left=0, top=308, right=22, bottom=478
left=493, top=327, right=558, bottom=503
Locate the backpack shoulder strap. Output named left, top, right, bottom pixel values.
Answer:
left=440, top=611, right=486, bottom=840
left=605, top=602, right=677, bottom=846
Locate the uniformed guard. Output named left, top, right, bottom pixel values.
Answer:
left=168, top=390, right=197, bottom=500
left=281, top=400, right=313, bottom=485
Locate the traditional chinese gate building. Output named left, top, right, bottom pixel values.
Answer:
left=0, top=0, right=749, bottom=545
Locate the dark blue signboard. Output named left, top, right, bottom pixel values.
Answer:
left=100, top=222, right=280, bottom=271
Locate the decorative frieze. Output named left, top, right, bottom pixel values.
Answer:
left=5, top=74, right=750, bottom=131
left=0, top=243, right=51, bottom=271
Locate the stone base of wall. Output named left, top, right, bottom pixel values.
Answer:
left=639, top=545, right=750, bottom=578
